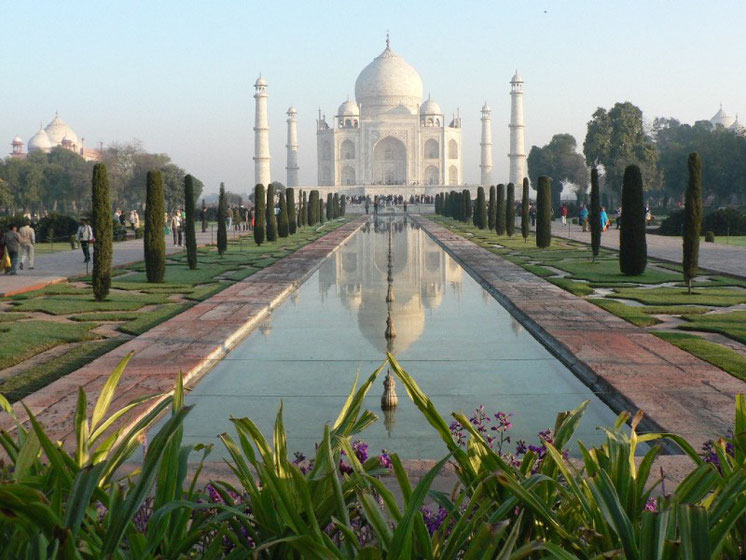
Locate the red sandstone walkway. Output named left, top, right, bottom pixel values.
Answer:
left=417, top=217, right=745, bottom=448
left=0, top=218, right=366, bottom=446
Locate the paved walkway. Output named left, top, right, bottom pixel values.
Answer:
left=417, top=217, right=745, bottom=449
left=0, top=218, right=366, bottom=449
left=0, top=225, right=236, bottom=297
left=551, top=222, right=746, bottom=278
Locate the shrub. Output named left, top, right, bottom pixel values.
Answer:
left=704, top=207, right=746, bottom=236
left=184, top=174, right=197, bottom=270
left=488, top=185, right=496, bottom=230
left=278, top=192, right=289, bottom=237
left=536, top=176, right=552, bottom=248
left=144, top=170, right=165, bottom=282
left=619, top=165, right=647, bottom=275
left=91, top=163, right=112, bottom=301
left=506, top=182, right=515, bottom=237
left=683, top=153, right=702, bottom=292
left=705, top=230, right=715, bottom=242
left=266, top=183, right=278, bottom=241
left=475, top=186, right=487, bottom=229
left=521, top=178, right=529, bottom=242
left=286, top=187, right=297, bottom=234
left=217, top=182, right=228, bottom=255
left=254, top=183, right=266, bottom=246
left=134, top=225, right=144, bottom=239
left=591, top=167, right=601, bottom=260
left=29, top=213, right=79, bottom=242
left=496, top=184, right=506, bottom=235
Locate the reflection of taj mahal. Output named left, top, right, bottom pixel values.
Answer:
left=319, top=218, right=462, bottom=354
left=315, top=36, right=462, bottom=187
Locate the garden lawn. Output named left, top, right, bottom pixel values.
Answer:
left=609, top=286, right=746, bottom=307
left=589, top=299, right=710, bottom=328
left=8, top=292, right=170, bottom=314
left=679, top=310, right=746, bottom=344
left=0, top=320, right=100, bottom=370
left=654, top=331, right=746, bottom=382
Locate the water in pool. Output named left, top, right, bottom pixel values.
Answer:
left=174, top=216, right=621, bottom=460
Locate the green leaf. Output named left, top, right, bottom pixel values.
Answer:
left=91, top=352, right=133, bottom=430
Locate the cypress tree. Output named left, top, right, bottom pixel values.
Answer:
left=475, top=186, right=487, bottom=229
left=619, top=165, right=647, bottom=275
left=506, top=182, right=515, bottom=237
left=217, top=182, right=228, bottom=255
left=307, top=190, right=314, bottom=225
left=333, top=193, right=340, bottom=218
left=201, top=198, right=207, bottom=232
left=315, top=191, right=322, bottom=224
left=320, top=198, right=326, bottom=224
left=340, top=195, right=346, bottom=216
left=327, top=193, right=334, bottom=220
left=286, top=187, right=297, bottom=234
left=254, top=184, right=266, bottom=245
left=184, top=174, right=197, bottom=269
left=488, top=185, right=496, bottom=230
left=300, top=190, right=307, bottom=226
left=536, top=176, right=552, bottom=248
left=683, top=152, right=702, bottom=293
left=521, top=178, right=529, bottom=242
left=278, top=192, right=289, bottom=237
left=442, top=193, right=448, bottom=216
left=266, top=183, right=278, bottom=241
left=91, top=163, right=112, bottom=300
left=462, top=189, right=472, bottom=223
left=496, top=184, right=506, bottom=235
left=590, top=168, right=601, bottom=261
left=144, top=170, right=166, bottom=282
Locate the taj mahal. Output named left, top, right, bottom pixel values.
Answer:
left=253, top=36, right=528, bottom=198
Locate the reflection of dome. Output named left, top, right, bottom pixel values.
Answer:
left=420, top=97, right=442, bottom=115
left=357, top=297, right=425, bottom=355
left=355, top=40, right=423, bottom=116
left=45, top=114, right=78, bottom=145
left=28, top=126, right=52, bottom=152
left=337, top=99, right=359, bottom=116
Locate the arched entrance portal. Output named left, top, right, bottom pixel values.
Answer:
left=373, top=136, right=406, bottom=185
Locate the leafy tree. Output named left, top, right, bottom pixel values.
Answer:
left=278, top=192, right=289, bottom=237
left=536, top=176, right=552, bottom=248
left=683, top=153, right=702, bottom=293
left=521, top=178, right=529, bottom=242
left=506, top=183, right=515, bottom=237
left=527, top=134, right=588, bottom=210
left=462, top=189, right=471, bottom=223
left=266, top=183, right=278, bottom=241
left=144, top=170, right=165, bottom=282
left=184, top=175, right=197, bottom=269
left=286, top=188, right=297, bottom=234
left=91, top=164, right=112, bottom=301
left=475, top=187, right=487, bottom=229
left=488, top=185, right=496, bottom=230
left=619, top=165, right=647, bottom=275
left=254, top=184, right=266, bottom=246
left=495, top=184, right=506, bottom=235
left=590, top=168, right=601, bottom=261
left=217, top=183, right=228, bottom=255
left=583, top=103, right=659, bottom=204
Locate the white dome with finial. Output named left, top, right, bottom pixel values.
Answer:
left=510, top=70, right=523, bottom=83
left=12, top=136, right=23, bottom=146
left=337, top=98, right=360, bottom=116
left=45, top=114, right=79, bottom=146
left=28, top=126, right=52, bottom=152
left=420, top=96, right=442, bottom=115
left=730, top=115, right=745, bottom=135
left=255, top=75, right=267, bottom=87
left=355, top=35, right=423, bottom=117
left=711, top=104, right=735, bottom=128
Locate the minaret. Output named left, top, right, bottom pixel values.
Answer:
left=480, top=102, right=493, bottom=186
left=509, top=71, right=526, bottom=186
left=286, top=106, right=299, bottom=187
left=253, top=75, right=271, bottom=186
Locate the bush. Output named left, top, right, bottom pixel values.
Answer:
left=91, top=163, right=112, bottom=301
left=35, top=213, right=79, bottom=242
left=254, top=183, right=266, bottom=246
left=536, top=176, right=552, bottom=248
left=705, top=230, right=715, bottom=242
left=619, top=165, right=647, bottom=275
left=144, top=170, right=166, bottom=283
left=704, top=207, right=746, bottom=236
left=217, top=183, right=228, bottom=255
left=134, top=226, right=144, bottom=239
left=495, top=184, right=506, bottom=235
left=506, top=182, right=515, bottom=237
left=184, top=174, right=198, bottom=270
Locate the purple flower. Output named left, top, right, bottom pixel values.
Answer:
left=644, top=497, right=657, bottom=512
left=378, top=451, right=392, bottom=469
left=421, top=505, right=448, bottom=536
left=352, top=440, right=369, bottom=463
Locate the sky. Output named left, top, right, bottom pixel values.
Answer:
left=1, top=1, right=745, bottom=196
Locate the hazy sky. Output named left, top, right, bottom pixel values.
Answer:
left=2, top=1, right=744, bottom=195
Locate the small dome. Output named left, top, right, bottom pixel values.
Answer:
left=12, top=136, right=23, bottom=145
left=337, top=99, right=360, bottom=116
left=45, top=114, right=79, bottom=146
left=286, top=105, right=297, bottom=115
left=730, top=115, right=745, bottom=135
left=420, top=97, right=442, bottom=115
left=255, top=75, right=267, bottom=87
left=481, top=102, right=491, bottom=112
left=711, top=105, right=735, bottom=128
left=510, top=70, right=523, bottom=83
left=28, top=127, right=52, bottom=152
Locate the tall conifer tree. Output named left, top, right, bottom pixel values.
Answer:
left=521, top=178, right=529, bottom=242
left=506, top=182, right=515, bottom=237
left=217, top=182, right=228, bottom=255
left=286, top=187, right=297, bottom=234
left=144, top=170, right=166, bottom=281
left=253, top=184, right=266, bottom=246
left=683, top=153, right=702, bottom=293
left=91, top=163, right=112, bottom=300
left=475, top=187, right=487, bottom=229
left=488, top=185, right=496, bottom=230
left=184, top=174, right=197, bottom=269
left=536, top=176, right=552, bottom=248
left=266, top=183, right=278, bottom=241
left=496, top=184, right=506, bottom=235
left=619, top=165, right=647, bottom=275
left=590, top=168, right=601, bottom=261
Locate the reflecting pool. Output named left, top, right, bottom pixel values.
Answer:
left=175, top=217, right=621, bottom=459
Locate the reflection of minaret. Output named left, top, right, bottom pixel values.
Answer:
left=480, top=102, right=493, bottom=186
left=253, top=75, right=271, bottom=186
left=508, top=71, right=526, bottom=186
left=286, top=106, right=299, bottom=187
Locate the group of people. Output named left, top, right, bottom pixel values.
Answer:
left=226, top=205, right=255, bottom=232
left=1, top=220, right=36, bottom=275
left=114, top=209, right=140, bottom=230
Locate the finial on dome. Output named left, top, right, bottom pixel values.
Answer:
left=386, top=30, right=390, bottom=49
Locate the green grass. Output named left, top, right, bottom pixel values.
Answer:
left=588, top=299, right=711, bottom=328
left=0, top=320, right=100, bottom=370
left=678, top=310, right=746, bottom=345
left=546, top=277, right=595, bottom=296
left=609, top=286, right=746, bottom=307
left=119, top=303, right=189, bottom=336
left=8, top=292, right=170, bottom=315
left=520, top=264, right=555, bottom=278
left=709, top=235, right=746, bottom=248
left=654, top=331, right=746, bottom=381
left=549, top=259, right=681, bottom=284
left=0, top=338, right=124, bottom=402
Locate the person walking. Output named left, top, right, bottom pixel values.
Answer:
left=579, top=205, right=589, bottom=232
left=2, top=224, right=21, bottom=275
left=529, top=203, right=536, bottom=227
left=200, top=204, right=208, bottom=233
left=615, top=207, right=622, bottom=229
left=600, top=207, right=610, bottom=232
left=76, top=219, right=94, bottom=263
left=19, top=219, right=35, bottom=270
left=133, top=210, right=140, bottom=230
left=560, top=204, right=568, bottom=226
left=170, top=211, right=182, bottom=247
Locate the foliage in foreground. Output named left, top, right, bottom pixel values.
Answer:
left=1, top=354, right=745, bottom=558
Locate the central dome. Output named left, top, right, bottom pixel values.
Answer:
left=354, top=41, right=423, bottom=117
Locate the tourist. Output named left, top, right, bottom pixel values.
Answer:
left=579, top=205, right=589, bottom=232
left=615, top=207, right=622, bottom=229
left=76, top=218, right=93, bottom=263
left=133, top=210, right=140, bottom=230
left=170, top=211, right=182, bottom=247
left=2, top=224, right=21, bottom=275
left=529, top=203, right=536, bottom=227
left=226, top=206, right=233, bottom=230
left=560, top=204, right=568, bottom=226
left=118, top=209, right=126, bottom=227
left=129, top=210, right=136, bottom=230
left=200, top=204, right=208, bottom=232
left=19, top=219, right=35, bottom=270
left=600, top=207, right=610, bottom=232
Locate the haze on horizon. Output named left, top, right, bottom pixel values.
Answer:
left=1, top=0, right=744, bottom=196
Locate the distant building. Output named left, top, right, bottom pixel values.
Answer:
left=9, top=113, right=102, bottom=161
left=710, top=104, right=745, bottom=135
